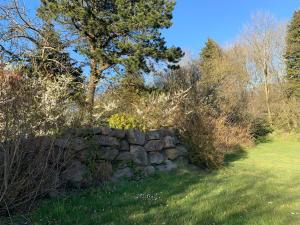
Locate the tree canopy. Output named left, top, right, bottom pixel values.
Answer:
left=37, top=0, right=184, bottom=111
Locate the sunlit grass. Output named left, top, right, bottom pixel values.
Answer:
left=6, top=137, right=300, bottom=225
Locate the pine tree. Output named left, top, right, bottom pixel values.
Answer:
left=27, top=23, right=83, bottom=82
left=285, top=10, right=300, bottom=98
left=37, top=0, right=183, bottom=114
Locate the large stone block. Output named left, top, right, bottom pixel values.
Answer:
left=145, top=130, right=161, bottom=140
left=165, top=148, right=179, bottom=160
left=70, top=137, right=89, bottom=151
left=130, top=145, right=148, bottom=166
left=61, top=160, right=87, bottom=185
left=99, top=147, right=119, bottom=160
left=145, top=140, right=164, bottom=152
left=120, top=139, right=130, bottom=151
left=116, top=152, right=132, bottom=162
left=111, top=128, right=126, bottom=139
left=143, top=166, right=156, bottom=176
left=176, top=145, right=188, bottom=157
left=149, top=152, right=164, bottom=165
left=97, top=135, right=120, bottom=147
left=163, top=136, right=176, bottom=149
left=156, top=160, right=177, bottom=172
left=112, top=167, right=134, bottom=181
left=127, top=129, right=145, bottom=145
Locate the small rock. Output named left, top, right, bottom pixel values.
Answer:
left=145, top=140, right=164, bottom=152
left=120, top=139, right=130, bottom=151
left=111, top=128, right=126, bottom=139
left=143, top=166, right=156, bottom=176
left=99, top=147, right=119, bottom=160
left=127, top=129, right=145, bottom=145
left=145, top=130, right=161, bottom=140
left=112, top=167, right=134, bottom=181
left=130, top=145, right=148, bottom=166
left=163, top=136, right=176, bottom=149
left=165, top=148, right=179, bottom=160
left=149, top=152, right=164, bottom=165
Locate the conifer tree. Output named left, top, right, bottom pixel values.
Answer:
left=285, top=10, right=300, bottom=98
left=37, top=0, right=183, bottom=114
left=199, top=38, right=223, bottom=84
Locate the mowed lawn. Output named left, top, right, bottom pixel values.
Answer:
left=11, top=137, right=300, bottom=224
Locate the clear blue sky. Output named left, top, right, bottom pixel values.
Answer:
left=4, top=0, right=300, bottom=59
left=162, top=0, right=299, bottom=57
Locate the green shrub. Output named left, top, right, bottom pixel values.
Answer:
left=108, top=113, right=146, bottom=130
left=250, top=118, right=273, bottom=140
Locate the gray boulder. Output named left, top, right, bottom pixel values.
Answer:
left=163, top=136, right=176, bottom=149
left=127, top=129, right=145, bottom=145
left=176, top=145, right=188, bottom=157
left=54, top=138, right=69, bottom=149
left=143, top=166, right=156, bottom=176
left=61, top=160, right=87, bottom=185
left=70, top=137, right=89, bottom=151
left=145, top=130, right=161, bottom=140
left=130, top=145, right=148, bottom=166
left=116, top=152, right=132, bottom=162
left=111, top=128, right=126, bottom=139
left=99, top=127, right=112, bottom=136
left=112, top=167, right=134, bottom=181
left=156, top=160, right=177, bottom=172
left=98, top=135, right=120, bottom=147
left=145, top=140, right=164, bottom=152
left=149, top=152, right=164, bottom=165
left=120, top=139, right=130, bottom=151
left=165, top=148, right=179, bottom=160
left=99, top=147, right=119, bottom=160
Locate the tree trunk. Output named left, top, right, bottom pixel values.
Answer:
left=263, top=63, right=272, bottom=125
left=86, top=57, right=99, bottom=121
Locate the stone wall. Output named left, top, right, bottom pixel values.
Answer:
left=56, top=127, right=188, bottom=187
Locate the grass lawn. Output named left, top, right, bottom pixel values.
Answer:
left=5, top=136, right=300, bottom=225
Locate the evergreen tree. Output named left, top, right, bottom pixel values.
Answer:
left=285, top=10, right=300, bottom=98
left=37, top=0, right=183, bottom=114
left=199, top=39, right=224, bottom=109
left=199, top=38, right=223, bottom=84
left=27, top=23, right=83, bottom=82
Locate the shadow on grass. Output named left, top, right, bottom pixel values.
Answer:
left=224, top=147, right=248, bottom=165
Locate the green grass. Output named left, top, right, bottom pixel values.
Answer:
left=6, top=137, right=300, bottom=224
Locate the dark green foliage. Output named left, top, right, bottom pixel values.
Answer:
left=250, top=118, right=273, bottom=140
left=26, top=23, right=83, bottom=81
left=285, top=10, right=300, bottom=98
left=199, top=38, right=223, bottom=82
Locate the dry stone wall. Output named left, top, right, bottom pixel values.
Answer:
left=56, top=127, right=188, bottom=187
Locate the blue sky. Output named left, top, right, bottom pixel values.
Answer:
left=16, top=0, right=299, bottom=57
left=3, top=0, right=299, bottom=65
left=162, top=0, right=299, bottom=57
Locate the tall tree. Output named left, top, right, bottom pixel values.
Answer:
left=242, top=12, right=286, bottom=125
left=285, top=10, right=300, bottom=98
left=199, top=38, right=223, bottom=84
left=37, top=0, right=183, bottom=115
left=199, top=38, right=224, bottom=108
